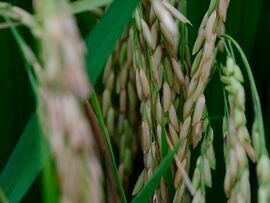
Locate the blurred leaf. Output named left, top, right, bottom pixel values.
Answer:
left=0, top=186, right=8, bottom=203
left=71, top=0, right=112, bottom=14
left=85, top=0, right=139, bottom=84
left=0, top=114, right=50, bottom=203
left=41, top=158, right=58, bottom=203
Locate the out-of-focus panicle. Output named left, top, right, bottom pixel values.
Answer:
left=34, top=0, right=103, bottom=202
left=101, top=33, right=139, bottom=187
left=0, top=2, right=38, bottom=31
left=221, top=57, right=254, bottom=203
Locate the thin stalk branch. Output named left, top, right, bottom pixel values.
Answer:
left=221, top=34, right=268, bottom=155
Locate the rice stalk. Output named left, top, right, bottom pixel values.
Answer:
left=189, top=0, right=229, bottom=149
left=221, top=56, right=255, bottom=203
left=178, top=1, right=231, bottom=202
left=221, top=35, right=270, bottom=203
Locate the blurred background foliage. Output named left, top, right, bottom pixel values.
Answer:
left=0, top=0, right=269, bottom=202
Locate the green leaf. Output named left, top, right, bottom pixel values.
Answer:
left=0, top=186, right=8, bottom=203
left=41, top=158, right=58, bottom=203
left=161, top=121, right=169, bottom=158
left=0, top=114, right=50, bottom=203
left=71, top=0, right=112, bottom=15
left=161, top=120, right=175, bottom=201
left=85, top=0, right=139, bottom=84
left=131, top=141, right=180, bottom=203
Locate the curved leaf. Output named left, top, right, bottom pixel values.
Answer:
left=85, top=0, right=139, bottom=84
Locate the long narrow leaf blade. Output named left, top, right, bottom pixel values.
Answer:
left=86, top=0, right=139, bottom=84
left=71, top=0, right=112, bottom=14
left=90, top=91, right=127, bottom=202
left=0, top=187, right=8, bottom=203
left=161, top=122, right=175, bottom=201
left=131, top=142, right=180, bottom=203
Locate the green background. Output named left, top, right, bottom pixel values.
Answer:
left=0, top=0, right=269, bottom=202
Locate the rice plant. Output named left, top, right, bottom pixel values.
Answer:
left=0, top=0, right=269, bottom=202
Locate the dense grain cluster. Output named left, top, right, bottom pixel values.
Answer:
left=100, top=0, right=195, bottom=201
left=100, top=0, right=230, bottom=202
left=190, top=0, right=229, bottom=147
left=131, top=1, right=194, bottom=201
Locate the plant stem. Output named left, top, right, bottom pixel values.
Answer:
left=90, top=91, right=127, bottom=203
